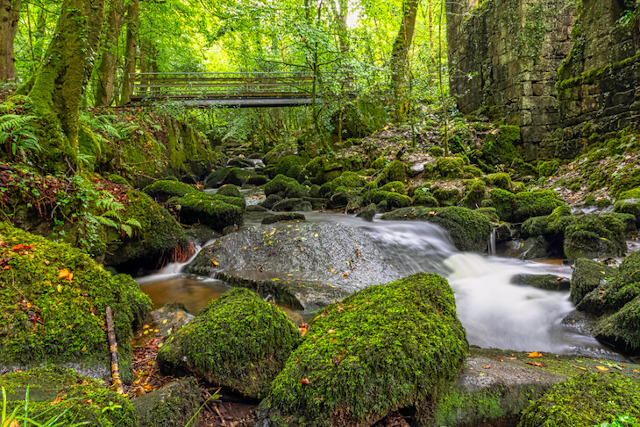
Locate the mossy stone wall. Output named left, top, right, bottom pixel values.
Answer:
left=447, top=0, right=575, bottom=160
left=556, top=0, right=640, bottom=157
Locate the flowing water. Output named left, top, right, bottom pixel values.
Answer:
left=137, top=210, right=624, bottom=359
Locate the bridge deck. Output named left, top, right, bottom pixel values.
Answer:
left=128, top=72, right=320, bottom=107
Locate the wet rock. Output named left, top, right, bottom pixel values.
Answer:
left=259, top=273, right=467, bottom=426
left=570, top=258, right=615, bottom=306
left=504, top=236, right=550, bottom=259
left=134, top=377, right=201, bottom=427
left=170, top=192, right=243, bottom=232
left=382, top=206, right=492, bottom=252
left=226, top=156, right=255, bottom=168
left=184, top=222, right=402, bottom=310
left=272, top=198, right=312, bottom=212
left=357, top=203, right=377, bottom=221
left=147, top=304, right=195, bottom=336
left=157, top=289, right=301, bottom=399
left=261, top=213, right=306, bottom=225
left=260, top=194, right=282, bottom=209
left=511, top=274, right=570, bottom=290
left=247, top=204, right=268, bottom=212
left=264, top=174, right=309, bottom=199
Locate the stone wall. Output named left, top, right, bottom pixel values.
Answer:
left=447, top=0, right=575, bottom=159
left=556, top=0, right=640, bottom=157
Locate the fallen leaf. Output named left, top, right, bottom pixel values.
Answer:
left=57, top=284, right=62, bottom=293
left=527, top=352, right=543, bottom=358
left=595, top=366, right=609, bottom=371
left=483, top=365, right=491, bottom=369
left=525, top=362, right=543, bottom=367
left=58, top=269, right=73, bottom=282
left=341, top=272, right=349, bottom=278
left=300, top=378, right=310, bottom=385
left=12, top=244, right=36, bottom=252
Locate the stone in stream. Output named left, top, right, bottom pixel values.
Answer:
left=156, top=288, right=301, bottom=399
left=184, top=222, right=403, bottom=310
left=258, top=273, right=468, bottom=426
left=510, top=274, right=570, bottom=291
left=134, top=377, right=201, bottom=427
left=261, top=212, right=306, bottom=225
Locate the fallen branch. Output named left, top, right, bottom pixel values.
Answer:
left=106, top=306, right=124, bottom=394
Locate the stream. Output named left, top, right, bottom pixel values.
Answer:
left=137, top=210, right=624, bottom=360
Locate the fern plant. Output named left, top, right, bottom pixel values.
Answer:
left=0, top=114, right=41, bottom=162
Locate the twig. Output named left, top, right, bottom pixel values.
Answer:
left=105, top=306, right=124, bottom=394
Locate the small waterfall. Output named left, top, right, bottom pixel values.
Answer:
left=488, top=227, right=497, bottom=255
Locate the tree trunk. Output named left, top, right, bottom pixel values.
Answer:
left=119, top=0, right=139, bottom=105
left=389, top=0, right=419, bottom=116
left=95, top=0, right=126, bottom=107
left=22, top=0, right=105, bottom=153
left=0, top=0, right=21, bottom=80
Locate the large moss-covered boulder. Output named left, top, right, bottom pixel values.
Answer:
left=613, top=197, right=640, bottom=226
left=134, top=377, right=201, bottom=427
left=0, top=366, right=136, bottom=426
left=265, top=174, right=309, bottom=199
left=170, top=192, right=244, bottom=232
left=157, top=288, right=301, bottom=399
left=275, top=155, right=306, bottom=180
left=518, top=372, right=640, bottom=427
left=563, top=214, right=626, bottom=260
left=260, top=273, right=468, bottom=426
left=487, top=189, right=566, bottom=223
left=143, top=180, right=195, bottom=203
left=570, top=258, right=615, bottom=306
left=0, top=222, right=151, bottom=379
left=105, top=190, right=191, bottom=272
left=382, top=206, right=492, bottom=252
left=376, top=159, right=408, bottom=185
left=329, top=171, right=367, bottom=191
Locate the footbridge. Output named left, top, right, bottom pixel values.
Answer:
left=127, top=72, right=340, bottom=107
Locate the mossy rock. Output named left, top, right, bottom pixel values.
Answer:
left=356, top=203, right=377, bottom=221
left=433, top=187, right=463, bottom=207
left=594, top=295, right=640, bottom=354
left=261, top=194, right=282, bottom=210
left=482, top=125, right=521, bottom=166
left=330, top=171, right=367, bottom=192
left=537, top=159, right=560, bottom=177
left=510, top=274, right=569, bottom=291
left=614, top=198, right=640, bottom=226
left=265, top=174, right=310, bottom=199
left=262, top=213, right=306, bottom=225
left=428, top=146, right=445, bottom=157
left=247, top=174, right=269, bottom=186
left=489, top=189, right=566, bottom=223
left=303, top=156, right=344, bottom=185
left=563, top=213, right=626, bottom=260
left=272, top=198, right=313, bottom=212
left=376, top=160, right=408, bottom=185
left=261, top=273, right=468, bottom=426
left=105, top=190, right=191, bottom=272
left=0, top=366, right=136, bottom=426
left=461, top=179, right=487, bottom=208
left=157, top=288, right=301, bottom=399
left=134, top=377, right=201, bottom=427
left=275, top=155, right=306, bottom=180
left=518, top=372, right=640, bottom=427
left=381, top=206, right=492, bottom=252
left=436, top=157, right=465, bottom=179
left=476, top=207, right=500, bottom=223
left=143, top=180, right=195, bottom=203
left=570, top=259, right=615, bottom=306
left=369, top=190, right=413, bottom=211
left=217, top=184, right=243, bottom=199
left=204, top=167, right=252, bottom=188
left=171, top=192, right=243, bottom=232
left=0, top=222, right=151, bottom=378
left=378, top=181, right=405, bottom=194
left=328, top=187, right=362, bottom=209
left=413, top=187, right=439, bottom=207
left=485, top=172, right=513, bottom=190
left=370, top=156, right=388, bottom=169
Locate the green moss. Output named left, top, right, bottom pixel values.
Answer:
left=378, top=181, right=405, bottom=194
left=435, top=157, right=465, bottom=179
left=518, top=372, right=640, bottom=427
left=595, top=295, right=640, bottom=354
left=614, top=199, right=640, bottom=225
left=143, top=180, right=195, bottom=202
left=413, top=187, right=439, bottom=207
left=262, top=273, right=468, bottom=426
left=0, top=366, right=136, bottom=426
left=504, top=190, right=566, bottom=223
left=171, top=192, right=243, bottom=231
left=461, top=179, right=487, bottom=208
left=0, top=222, right=151, bottom=377
left=217, top=184, right=243, bottom=199
left=370, top=156, right=388, bottom=169
left=482, top=126, right=521, bottom=166
left=463, top=165, right=484, bottom=178
left=428, top=146, right=445, bottom=157
left=106, top=190, right=190, bottom=270
left=570, top=259, right=615, bottom=306
left=432, top=187, right=463, bottom=207
left=619, top=188, right=640, bottom=199
left=537, top=159, right=560, bottom=178
left=369, top=190, right=413, bottom=210
left=134, top=378, right=201, bottom=427
left=476, top=207, right=499, bottom=222
left=276, top=155, right=306, bottom=181
left=382, top=206, right=492, bottom=252
left=265, top=174, right=310, bottom=199
left=376, top=160, right=408, bottom=185
left=564, top=213, right=626, bottom=260
left=330, top=172, right=367, bottom=192
left=485, top=172, right=513, bottom=190
left=157, top=288, right=301, bottom=398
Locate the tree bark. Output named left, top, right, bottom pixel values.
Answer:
left=19, top=0, right=105, bottom=157
left=0, top=0, right=21, bottom=80
left=119, top=0, right=139, bottom=105
left=389, top=0, right=419, bottom=116
left=94, top=0, right=126, bottom=107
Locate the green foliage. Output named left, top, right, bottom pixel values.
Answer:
left=518, top=373, right=640, bottom=427
left=0, top=114, right=41, bottom=164
left=263, top=273, right=468, bottom=426
left=484, top=172, right=512, bottom=190
left=436, top=157, right=465, bottom=179
left=482, top=125, right=521, bottom=166
left=276, top=155, right=306, bottom=181
left=265, top=174, right=310, bottom=199
left=157, top=288, right=301, bottom=399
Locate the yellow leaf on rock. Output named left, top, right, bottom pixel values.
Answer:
left=527, top=352, right=543, bottom=358
left=596, top=366, right=609, bottom=371
left=58, top=269, right=73, bottom=282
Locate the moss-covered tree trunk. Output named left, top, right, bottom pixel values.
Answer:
left=0, top=0, right=21, bottom=80
left=94, top=0, right=126, bottom=107
left=23, top=0, right=106, bottom=150
left=119, top=0, right=139, bottom=105
left=389, top=0, right=419, bottom=118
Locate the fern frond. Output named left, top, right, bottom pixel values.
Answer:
left=120, top=224, right=133, bottom=238
left=124, top=218, right=142, bottom=229
left=93, top=215, right=118, bottom=229
left=0, top=114, right=37, bottom=133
